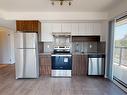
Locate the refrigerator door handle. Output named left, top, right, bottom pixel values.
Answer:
left=23, top=33, right=26, bottom=49
left=22, top=49, right=25, bottom=77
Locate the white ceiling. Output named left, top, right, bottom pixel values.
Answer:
left=0, top=0, right=123, bottom=12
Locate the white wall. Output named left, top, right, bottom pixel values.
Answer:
left=0, top=27, right=15, bottom=64
left=0, top=18, right=16, bottom=30
left=0, top=19, right=15, bottom=64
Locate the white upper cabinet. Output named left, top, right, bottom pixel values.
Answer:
left=61, top=23, right=72, bottom=32
left=93, top=22, right=102, bottom=35
left=78, top=23, right=94, bottom=35
left=41, top=23, right=53, bottom=42
left=52, top=23, right=61, bottom=32
left=40, top=21, right=105, bottom=42
left=52, top=23, right=72, bottom=32
left=71, top=23, right=79, bottom=35
left=78, top=23, right=85, bottom=35
left=86, top=23, right=94, bottom=35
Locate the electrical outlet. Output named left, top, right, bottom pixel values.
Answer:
left=89, top=44, right=92, bottom=48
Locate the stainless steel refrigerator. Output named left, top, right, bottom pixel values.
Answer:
left=15, top=32, right=39, bottom=79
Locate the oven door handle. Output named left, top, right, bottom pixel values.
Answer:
left=51, top=55, right=72, bottom=57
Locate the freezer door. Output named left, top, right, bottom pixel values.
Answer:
left=15, top=33, right=37, bottom=49
left=15, top=49, right=39, bottom=79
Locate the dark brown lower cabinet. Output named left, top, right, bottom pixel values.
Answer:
left=72, top=54, right=87, bottom=76
left=39, top=54, right=87, bottom=76
left=39, top=54, right=51, bottom=76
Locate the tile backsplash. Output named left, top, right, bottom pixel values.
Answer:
left=72, top=42, right=98, bottom=53
left=97, top=42, right=106, bottom=53
left=38, top=42, right=44, bottom=53
left=44, top=42, right=53, bottom=53
left=39, top=41, right=105, bottom=54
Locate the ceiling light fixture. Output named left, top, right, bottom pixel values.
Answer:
left=50, top=0, right=72, bottom=6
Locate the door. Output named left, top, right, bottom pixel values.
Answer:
left=15, top=33, right=37, bottom=49
left=41, top=23, right=53, bottom=42
left=15, top=49, right=24, bottom=78
left=78, top=23, right=85, bottom=35
left=88, top=58, right=104, bottom=75
left=15, top=49, right=38, bottom=78
left=61, top=23, right=72, bottom=32
left=112, top=18, right=127, bottom=85
left=16, top=20, right=40, bottom=32
left=93, top=22, right=102, bottom=35
left=52, top=23, right=61, bottom=32
left=71, top=23, right=79, bottom=35
left=24, top=49, right=38, bottom=78
left=52, top=56, right=72, bottom=70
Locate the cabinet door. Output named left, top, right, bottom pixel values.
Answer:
left=61, top=23, right=72, bottom=32
left=71, top=23, right=79, bottom=35
left=78, top=23, right=94, bottom=35
left=93, top=22, right=102, bottom=35
left=85, top=23, right=94, bottom=35
left=40, top=55, right=51, bottom=76
left=52, top=23, right=61, bottom=32
left=78, top=23, right=85, bottom=35
left=41, top=23, right=53, bottom=42
left=72, top=54, right=87, bottom=76
left=16, top=20, right=40, bottom=32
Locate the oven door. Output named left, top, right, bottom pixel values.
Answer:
left=51, top=55, right=72, bottom=70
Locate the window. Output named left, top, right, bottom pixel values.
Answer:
left=113, top=18, right=127, bottom=67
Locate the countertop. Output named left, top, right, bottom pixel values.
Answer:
left=39, top=53, right=51, bottom=56
left=39, top=52, right=105, bottom=56
left=72, top=52, right=105, bottom=55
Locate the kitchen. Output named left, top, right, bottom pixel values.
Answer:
left=38, top=21, right=106, bottom=77
left=15, top=20, right=106, bottom=78
left=0, top=0, right=127, bottom=95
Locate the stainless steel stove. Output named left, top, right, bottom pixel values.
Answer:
left=51, top=46, right=72, bottom=77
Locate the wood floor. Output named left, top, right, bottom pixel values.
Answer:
left=0, top=64, right=127, bottom=95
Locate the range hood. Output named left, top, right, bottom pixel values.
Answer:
left=52, top=32, right=71, bottom=37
